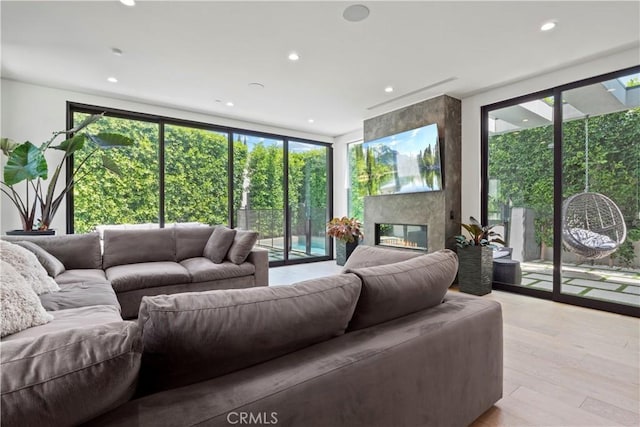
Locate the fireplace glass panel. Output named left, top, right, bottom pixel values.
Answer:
left=375, top=224, right=427, bottom=251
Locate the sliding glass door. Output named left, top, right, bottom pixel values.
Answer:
left=483, top=66, right=640, bottom=316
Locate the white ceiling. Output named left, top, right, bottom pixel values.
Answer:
left=2, top=1, right=639, bottom=138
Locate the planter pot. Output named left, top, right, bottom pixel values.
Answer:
left=336, top=239, right=359, bottom=266
left=457, top=246, right=493, bottom=296
left=6, top=229, right=56, bottom=236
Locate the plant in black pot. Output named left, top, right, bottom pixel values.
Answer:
left=327, top=216, right=363, bottom=266
left=1, top=114, right=133, bottom=235
left=454, top=216, right=505, bottom=296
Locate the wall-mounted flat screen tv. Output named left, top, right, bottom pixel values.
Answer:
left=359, top=123, right=442, bottom=195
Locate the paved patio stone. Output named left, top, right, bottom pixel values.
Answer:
left=560, top=284, right=585, bottom=295
left=521, top=277, right=539, bottom=286
left=584, top=289, right=640, bottom=306
left=622, top=285, right=640, bottom=295
left=529, top=280, right=553, bottom=291
left=566, top=278, right=622, bottom=291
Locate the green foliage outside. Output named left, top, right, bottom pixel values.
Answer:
left=74, top=115, right=327, bottom=248
left=488, top=107, right=640, bottom=264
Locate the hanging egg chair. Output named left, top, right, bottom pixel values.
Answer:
left=562, top=115, right=627, bottom=259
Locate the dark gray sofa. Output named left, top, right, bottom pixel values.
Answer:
left=4, top=226, right=269, bottom=318
left=0, top=246, right=502, bottom=426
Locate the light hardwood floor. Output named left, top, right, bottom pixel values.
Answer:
left=270, top=262, right=640, bottom=427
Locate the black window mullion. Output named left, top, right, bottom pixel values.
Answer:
left=159, top=121, right=166, bottom=228
left=228, top=131, right=234, bottom=228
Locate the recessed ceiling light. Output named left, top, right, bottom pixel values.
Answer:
left=522, top=118, right=529, bottom=122
left=107, top=77, right=118, bottom=83
left=343, top=4, right=370, bottom=22
left=384, top=86, right=394, bottom=93
left=288, top=52, right=300, bottom=61
left=111, top=47, right=123, bottom=56
left=308, top=119, right=315, bottom=124
left=226, top=101, right=234, bottom=107
left=540, top=20, right=557, bottom=32
left=120, top=0, right=135, bottom=6
left=607, top=88, right=616, bottom=92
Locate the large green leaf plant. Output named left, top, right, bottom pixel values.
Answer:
left=1, top=114, right=133, bottom=231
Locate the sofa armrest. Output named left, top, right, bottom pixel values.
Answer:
left=246, top=247, right=269, bottom=286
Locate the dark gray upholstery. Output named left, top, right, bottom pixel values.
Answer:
left=106, top=262, right=191, bottom=292
left=54, top=268, right=107, bottom=285
left=13, top=240, right=66, bottom=277
left=102, top=228, right=176, bottom=269
left=342, top=244, right=423, bottom=271
left=345, top=249, right=458, bottom=331
left=90, top=292, right=503, bottom=427
left=227, top=230, right=259, bottom=264
left=175, top=226, right=214, bottom=261
left=180, top=257, right=255, bottom=282
left=203, top=225, right=236, bottom=263
left=40, top=281, right=120, bottom=312
left=138, top=274, right=362, bottom=392
left=1, top=321, right=141, bottom=426
left=3, top=232, right=102, bottom=269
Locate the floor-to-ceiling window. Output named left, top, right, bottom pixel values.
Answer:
left=483, top=66, right=640, bottom=317
left=68, top=103, right=332, bottom=266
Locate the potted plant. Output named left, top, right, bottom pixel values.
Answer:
left=1, top=114, right=133, bottom=234
left=454, top=216, right=505, bottom=296
left=327, top=216, right=363, bottom=266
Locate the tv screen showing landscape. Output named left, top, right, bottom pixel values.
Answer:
left=360, top=123, right=442, bottom=195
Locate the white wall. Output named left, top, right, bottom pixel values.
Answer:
left=332, top=128, right=363, bottom=219
left=0, top=79, right=332, bottom=233
left=460, top=47, right=639, bottom=223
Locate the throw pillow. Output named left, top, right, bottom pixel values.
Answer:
left=0, top=240, right=59, bottom=294
left=202, top=225, right=236, bottom=264
left=138, top=273, right=362, bottom=392
left=226, top=229, right=259, bottom=264
left=14, top=241, right=66, bottom=277
left=0, top=260, right=53, bottom=337
left=345, top=249, right=458, bottom=331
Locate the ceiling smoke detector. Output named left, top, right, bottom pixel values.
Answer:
left=343, top=4, right=370, bottom=22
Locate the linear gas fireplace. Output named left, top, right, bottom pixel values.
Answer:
left=375, top=223, right=428, bottom=251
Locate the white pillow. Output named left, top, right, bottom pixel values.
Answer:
left=0, top=240, right=59, bottom=294
left=0, top=260, right=53, bottom=337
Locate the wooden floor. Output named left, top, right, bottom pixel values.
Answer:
left=271, top=262, right=640, bottom=427
left=471, top=289, right=640, bottom=427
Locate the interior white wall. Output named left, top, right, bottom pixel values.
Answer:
left=0, top=79, right=332, bottom=234
left=460, top=47, right=639, bottom=224
left=332, top=128, right=363, bottom=219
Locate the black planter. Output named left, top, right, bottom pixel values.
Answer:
left=336, top=239, right=359, bottom=266
left=6, top=229, right=56, bottom=236
left=457, top=246, right=493, bottom=296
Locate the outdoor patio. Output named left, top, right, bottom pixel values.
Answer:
left=521, top=261, right=640, bottom=307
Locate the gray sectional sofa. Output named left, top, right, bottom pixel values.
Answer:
left=0, top=245, right=502, bottom=427
left=4, top=226, right=269, bottom=318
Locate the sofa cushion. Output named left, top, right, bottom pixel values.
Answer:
left=180, top=257, right=255, bottom=282
left=0, top=260, right=53, bottom=338
left=203, top=225, right=236, bottom=264
left=345, top=249, right=458, bottom=331
left=4, top=232, right=102, bottom=269
left=40, top=281, right=120, bottom=312
left=54, top=268, right=108, bottom=285
left=342, top=244, right=423, bottom=271
left=175, top=226, right=214, bottom=261
left=13, top=240, right=66, bottom=277
left=106, top=261, right=191, bottom=293
left=0, top=321, right=141, bottom=426
left=103, top=228, right=176, bottom=269
left=138, top=273, right=362, bottom=392
left=227, top=229, right=259, bottom=264
left=0, top=240, right=59, bottom=295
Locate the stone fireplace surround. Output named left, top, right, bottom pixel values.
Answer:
left=362, top=95, right=461, bottom=252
